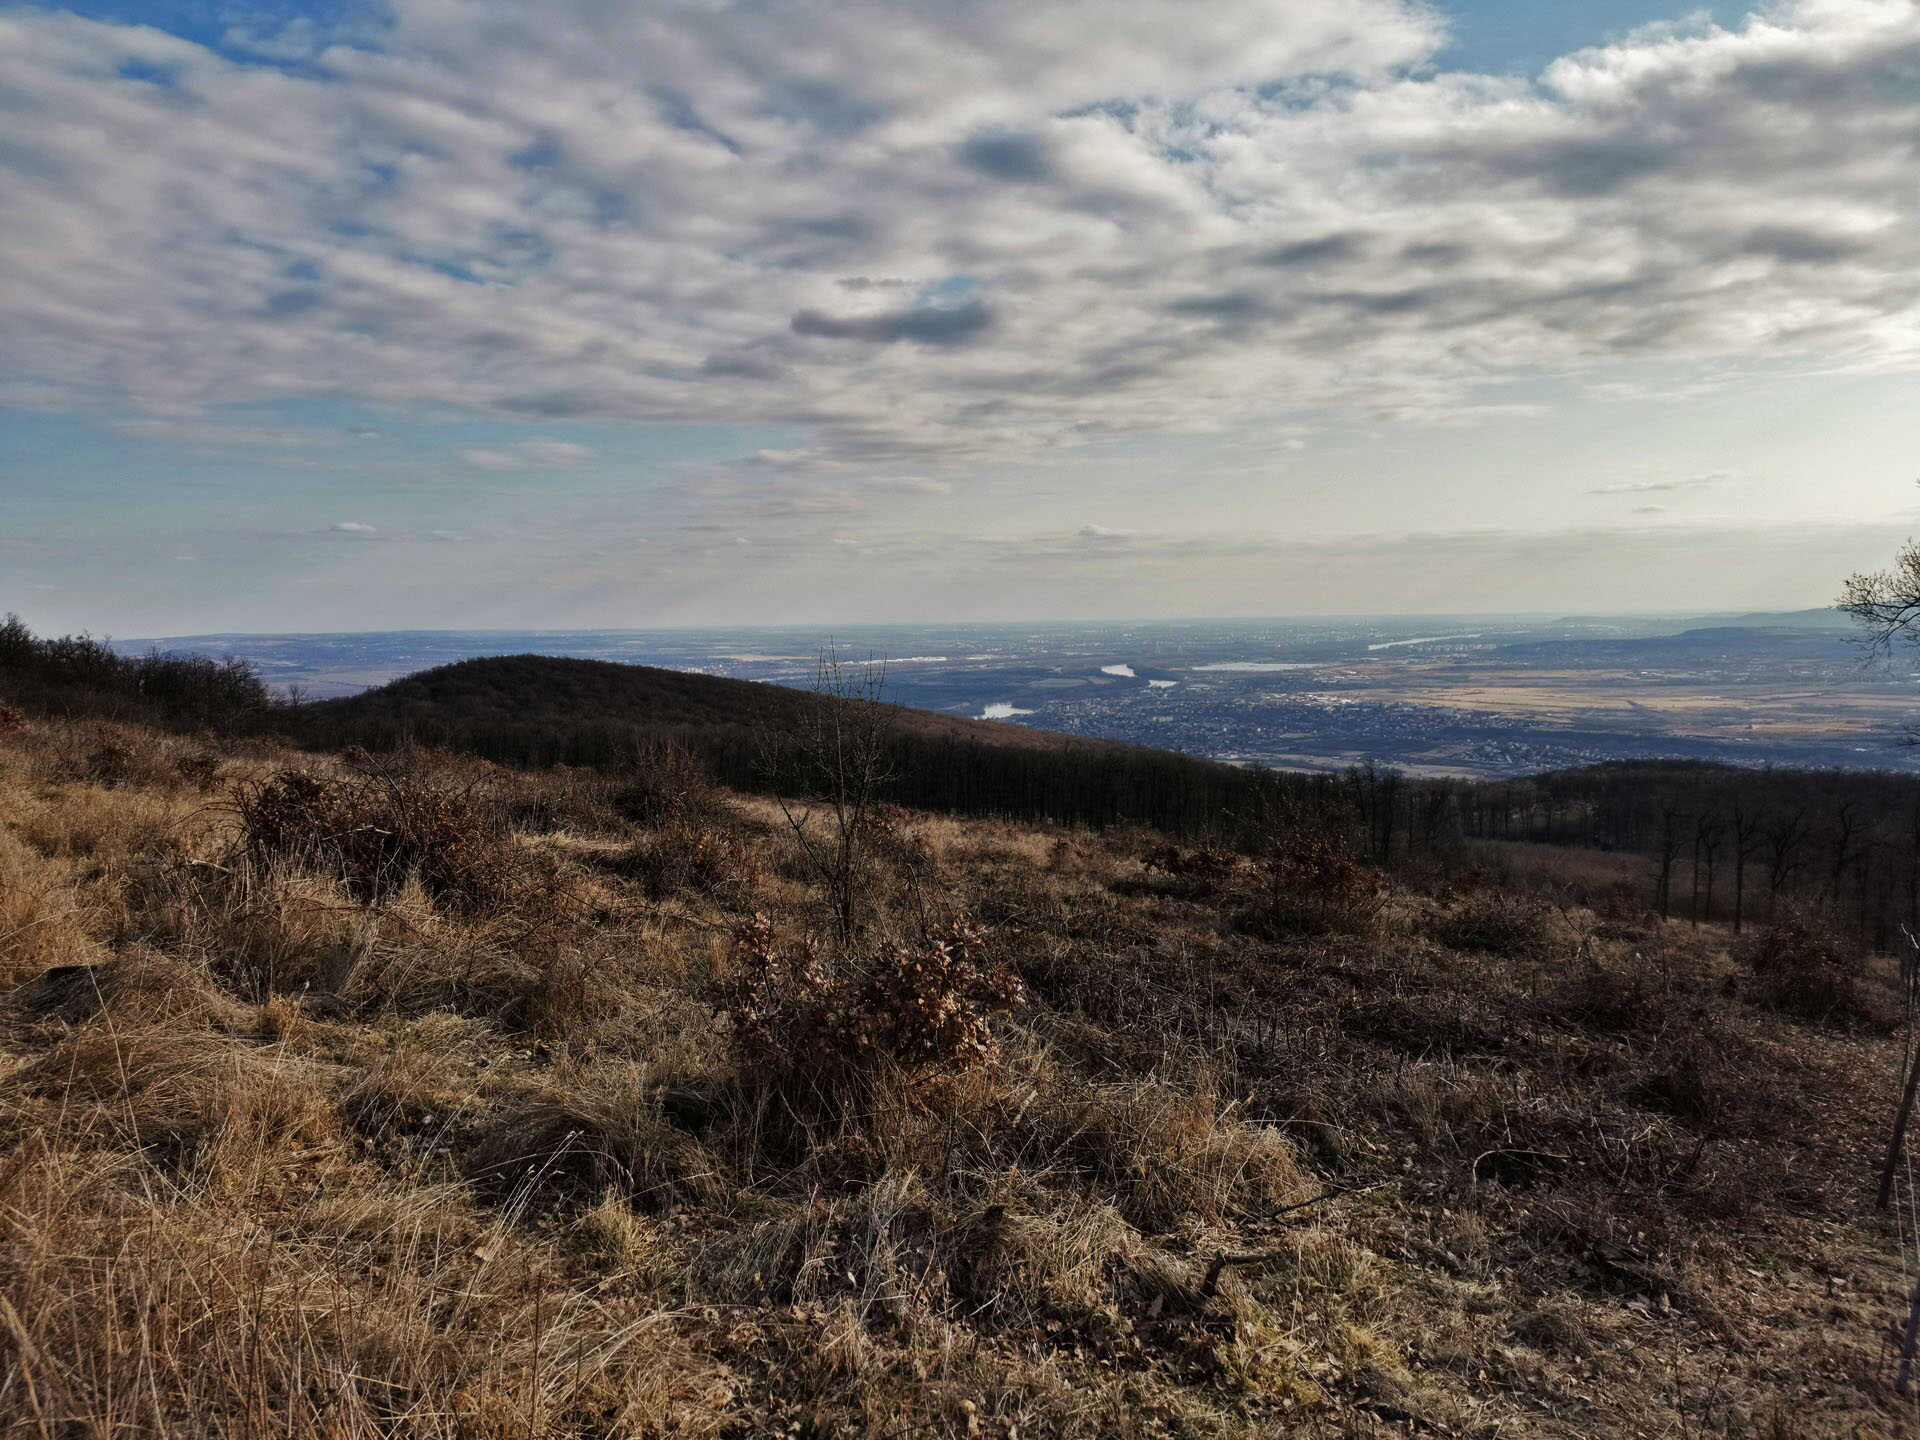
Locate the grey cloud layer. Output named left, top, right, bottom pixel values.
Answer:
left=5, top=0, right=1920, bottom=473
left=17, top=513, right=1891, bottom=632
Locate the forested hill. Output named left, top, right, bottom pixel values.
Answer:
left=290, top=653, right=1292, bottom=836
left=299, top=653, right=1071, bottom=753
left=0, top=619, right=1332, bottom=837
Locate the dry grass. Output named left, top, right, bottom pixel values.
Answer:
left=232, top=766, right=545, bottom=914
left=1, top=713, right=1915, bottom=1438
left=1426, top=887, right=1559, bottom=959
left=0, top=830, right=109, bottom=985
left=609, top=817, right=757, bottom=901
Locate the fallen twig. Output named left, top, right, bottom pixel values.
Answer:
left=1200, top=1179, right=1393, bottom=1294
left=1355, top=1398, right=1452, bottom=1435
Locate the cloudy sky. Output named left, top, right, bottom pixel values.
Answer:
left=5, top=0, right=1920, bottom=633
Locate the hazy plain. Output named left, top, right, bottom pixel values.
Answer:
left=124, top=610, right=1919, bottom=778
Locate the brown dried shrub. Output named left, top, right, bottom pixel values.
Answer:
left=1509, top=1300, right=1596, bottom=1358
left=38, top=725, right=186, bottom=791
left=1112, top=843, right=1242, bottom=900
left=606, top=740, right=720, bottom=827
left=1236, top=838, right=1383, bottom=939
left=7, top=947, right=243, bottom=1032
left=1, top=832, right=107, bottom=986
left=482, top=765, right=622, bottom=836
left=0, top=698, right=29, bottom=732
left=232, top=769, right=536, bottom=915
left=172, top=746, right=223, bottom=791
left=725, top=914, right=1022, bottom=1103
left=864, top=804, right=934, bottom=872
left=612, top=819, right=753, bottom=901
left=1740, top=907, right=1861, bottom=1023
left=1023, top=1077, right=1303, bottom=1232
left=1629, top=1042, right=1722, bottom=1122
left=1142, top=845, right=1239, bottom=880
left=15, top=1017, right=346, bottom=1200
left=338, top=926, right=663, bottom=1040
left=466, top=1065, right=725, bottom=1212
left=83, top=739, right=143, bottom=788
left=1539, top=957, right=1665, bottom=1033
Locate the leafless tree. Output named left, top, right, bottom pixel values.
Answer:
left=765, top=648, right=895, bottom=943
left=1842, top=539, right=1920, bottom=658
left=1732, top=803, right=1764, bottom=934
left=1693, top=810, right=1723, bottom=927
left=1764, top=809, right=1810, bottom=918
left=1842, top=538, right=1920, bottom=743
left=1907, top=797, right=1920, bottom=929
left=1653, top=803, right=1686, bottom=919
left=1829, top=799, right=1861, bottom=907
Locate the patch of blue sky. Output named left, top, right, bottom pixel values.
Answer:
left=921, top=276, right=979, bottom=305
left=28, top=0, right=389, bottom=70
left=114, top=55, right=184, bottom=84
left=506, top=134, right=564, bottom=173
left=1436, top=1, right=1755, bottom=75
left=650, top=90, right=746, bottom=157
left=40, top=1, right=1762, bottom=86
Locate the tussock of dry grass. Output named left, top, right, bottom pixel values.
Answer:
left=468, top=1059, right=729, bottom=1210
left=0, top=830, right=108, bottom=984
left=1, top=713, right=1914, bottom=1438
left=0, top=1140, right=712, bottom=1438
left=1009, top=1069, right=1304, bottom=1233
left=607, top=816, right=760, bottom=904
left=1425, top=886, right=1560, bottom=959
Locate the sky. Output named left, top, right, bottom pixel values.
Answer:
left=4, top=0, right=1920, bottom=634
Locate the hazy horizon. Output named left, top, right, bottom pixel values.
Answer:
left=81, top=603, right=1849, bottom=646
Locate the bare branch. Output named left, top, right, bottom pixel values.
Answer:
left=1839, top=539, right=1920, bottom=661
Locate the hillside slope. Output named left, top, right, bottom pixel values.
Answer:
left=292, top=653, right=1292, bottom=837
left=300, top=652, right=1082, bottom=751
left=2, top=710, right=1914, bottom=1437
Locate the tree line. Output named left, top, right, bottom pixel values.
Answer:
left=10, top=613, right=1920, bottom=942
left=1344, top=758, right=1920, bottom=943
left=0, top=614, right=277, bottom=730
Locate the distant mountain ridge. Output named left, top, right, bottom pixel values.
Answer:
left=1541, top=607, right=1851, bottom=632
left=1711, top=607, right=1855, bottom=630
left=1495, top=617, right=1860, bottom=667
